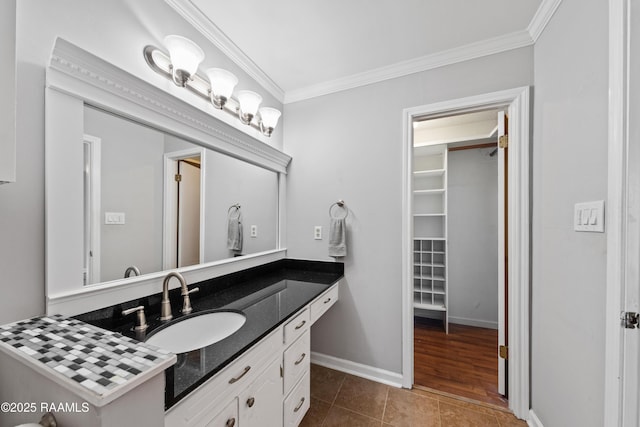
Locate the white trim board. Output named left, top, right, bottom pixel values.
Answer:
left=448, top=316, right=498, bottom=330
left=166, top=0, right=560, bottom=104
left=310, top=352, right=403, bottom=388
left=284, top=31, right=533, bottom=104
left=165, top=0, right=284, bottom=103
left=401, top=87, right=531, bottom=420
left=528, top=0, right=563, bottom=42
left=527, top=410, right=545, bottom=427
left=603, top=0, right=630, bottom=425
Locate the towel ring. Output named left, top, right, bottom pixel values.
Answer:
left=228, top=204, right=241, bottom=219
left=329, top=200, right=348, bottom=219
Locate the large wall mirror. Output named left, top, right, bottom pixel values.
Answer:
left=83, top=107, right=278, bottom=285
left=45, top=38, right=290, bottom=313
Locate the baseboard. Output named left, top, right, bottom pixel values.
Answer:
left=527, top=409, right=544, bottom=427
left=449, top=316, right=498, bottom=330
left=310, top=352, right=403, bottom=388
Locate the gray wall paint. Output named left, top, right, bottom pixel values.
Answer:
left=0, top=0, right=16, bottom=182
left=284, top=47, right=533, bottom=373
left=84, top=108, right=165, bottom=282
left=447, top=148, right=498, bottom=328
left=531, top=0, right=608, bottom=425
left=0, top=0, right=282, bottom=324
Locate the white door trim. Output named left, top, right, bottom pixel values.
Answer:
left=603, top=0, right=629, bottom=425
left=163, top=147, right=207, bottom=270
left=401, top=86, right=531, bottom=419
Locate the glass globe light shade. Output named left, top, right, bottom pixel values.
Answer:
left=163, top=35, right=205, bottom=87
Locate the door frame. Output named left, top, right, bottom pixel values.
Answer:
left=604, top=0, right=632, bottom=424
left=163, top=147, right=206, bottom=270
left=401, top=86, right=531, bottom=419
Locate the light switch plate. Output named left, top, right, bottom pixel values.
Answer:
left=574, top=201, right=604, bottom=232
left=105, top=212, right=125, bottom=225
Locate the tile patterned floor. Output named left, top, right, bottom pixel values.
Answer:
left=301, top=364, right=527, bottom=427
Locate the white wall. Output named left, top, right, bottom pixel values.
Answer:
left=284, top=47, right=533, bottom=373
left=531, top=0, right=608, bottom=425
left=0, top=0, right=282, bottom=324
left=447, top=147, right=498, bottom=328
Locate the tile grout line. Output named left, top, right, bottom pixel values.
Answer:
left=381, top=386, right=390, bottom=425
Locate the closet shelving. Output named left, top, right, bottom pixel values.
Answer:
left=413, top=145, right=448, bottom=332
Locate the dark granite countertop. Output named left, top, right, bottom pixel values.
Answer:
left=74, top=259, right=343, bottom=409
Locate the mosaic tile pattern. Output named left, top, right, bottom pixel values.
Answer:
left=0, top=315, right=173, bottom=397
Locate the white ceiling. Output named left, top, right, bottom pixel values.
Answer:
left=169, top=0, right=549, bottom=102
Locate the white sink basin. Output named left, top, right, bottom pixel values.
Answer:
left=146, top=310, right=246, bottom=354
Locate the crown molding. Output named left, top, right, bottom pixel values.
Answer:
left=284, top=30, right=533, bottom=104
left=165, top=0, right=285, bottom=103
left=528, top=0, right=563, bottom=42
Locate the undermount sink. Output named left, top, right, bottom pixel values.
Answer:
left=145, top=310, right=246, bottom=354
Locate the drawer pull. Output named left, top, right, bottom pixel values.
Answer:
left=226, top=418, right=236, bottom=427
left=294, top=397, right=305, bottom=412
left=295, top=352, right=307, bottom=365
left=228, top=366, right=251, bottom=384
left=247, top=397, right=255, bottom=408
left=324, top=297, right=332, bottom=304
left=295, top=320, right=306, bottom=330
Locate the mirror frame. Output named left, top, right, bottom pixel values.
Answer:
left=45, top=38, right=291, bottom=315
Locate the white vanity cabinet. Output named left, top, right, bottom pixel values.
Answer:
left=165, top=281, right=340, bottom=427
left=239, top=358, right=283, bottom=426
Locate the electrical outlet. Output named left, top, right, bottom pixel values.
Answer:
left=250, top=225, right=257, bottom=237
left=105, top=212, right=125, bottom=225
left=314, top=226, right=322, bottom=240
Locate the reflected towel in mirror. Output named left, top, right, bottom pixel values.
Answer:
left=227, top=216, right=243, bottom=252
left=328, top=217, right=346, bottom=257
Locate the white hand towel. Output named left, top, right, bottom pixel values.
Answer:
left=227, top=216, right=243, bottom=252
left=328, top=217, right=347, bottom=257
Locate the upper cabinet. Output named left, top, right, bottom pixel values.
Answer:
left=0, top=0, right=16, bottom=184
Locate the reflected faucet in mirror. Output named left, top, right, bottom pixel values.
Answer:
left=124, top=265, right=141, bottom=278
left=160, top=272, right=199, bottom=322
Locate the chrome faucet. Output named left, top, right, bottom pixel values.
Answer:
left=160, top=272, right=199, bottom=321
left=124, top=265, right=141, bottom=278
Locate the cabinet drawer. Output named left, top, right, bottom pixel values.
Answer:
left=283, top=331, right=310, bottom=393
left=165, top=328, right=282, bottom=427
left=204, top=398, right=237, bottom=427
left=283, top=374, right=310, bottom=427
left=310, top=283, right=339, bottom=324
left=284, top=309, right=309, bottom=346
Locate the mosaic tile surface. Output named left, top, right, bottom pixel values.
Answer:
left=0, top=315, right=173, bottom=397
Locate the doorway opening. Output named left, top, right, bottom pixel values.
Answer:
left=163, top=148, right=206, bottom=269
left=401, top=87, right=530, bottom=419
left=411, top=109, right=506, bottom=406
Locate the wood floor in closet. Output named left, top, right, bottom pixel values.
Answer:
left=413, top=317, right=508, bottom=407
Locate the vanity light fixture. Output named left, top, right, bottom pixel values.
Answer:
left=258, top=107, right=282, bottom=137
left=143, top=35, right=281, bottom=137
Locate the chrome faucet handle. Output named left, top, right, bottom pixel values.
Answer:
left=122, top=305, right=148, bottom=331
left=181, top=287, right=199, bottom=314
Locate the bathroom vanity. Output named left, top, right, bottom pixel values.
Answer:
left=0, top=259, right=342, bottom=426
